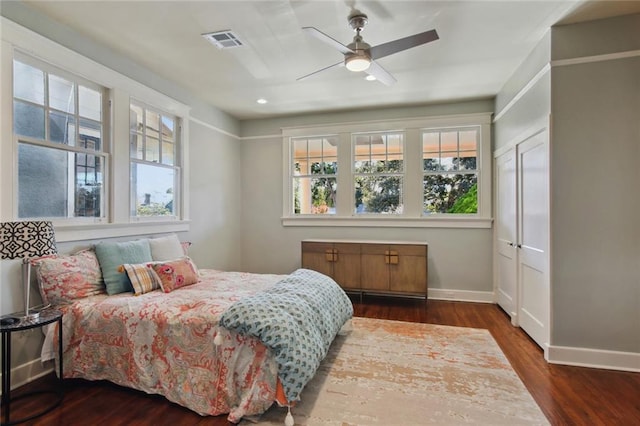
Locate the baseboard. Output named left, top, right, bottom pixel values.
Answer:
left=428, top=288, right=494, bottom=303
left=547, top=345, right=640, bottom=373
left=0, top=356, right=54, bottom=395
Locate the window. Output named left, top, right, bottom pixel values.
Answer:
left=129, top=101, right=179, bottom=218
left=422, top=127, right=478, bottom=214
left=283, top=113, right=491, bottom=228
left=13, top=56, right=106, bottom=220
left=291, top=135, right=337, bottom=214
left=353, top=132, right=404, bottom=214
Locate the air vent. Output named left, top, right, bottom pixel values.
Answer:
left=201, top=30, right=244, bottom=49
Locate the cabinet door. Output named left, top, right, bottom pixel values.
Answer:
left=389, top=245, right=427, bottom=294
left=333, top=243, right=361, bottom=290
left=301, top=242, right=334, bottom=277
left=360, top=244, right=389, bottom=291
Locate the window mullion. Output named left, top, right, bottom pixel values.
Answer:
left=335, top=132, right=352, bottom=216
left=404, top=128, right=422, bottom=217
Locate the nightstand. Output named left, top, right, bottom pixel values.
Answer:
left=1, top=308, right=63, bottom=426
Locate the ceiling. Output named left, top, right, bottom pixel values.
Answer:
left=20, top=0, right=640, bottom=120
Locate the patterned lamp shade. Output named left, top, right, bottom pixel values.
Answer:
left=0, top=221, right=57, bottom=260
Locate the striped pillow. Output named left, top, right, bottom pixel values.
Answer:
left=118, top=263, right=160, bottom=295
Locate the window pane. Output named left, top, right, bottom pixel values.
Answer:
left=162, top=141, right=174, bottom=165
left=295, top=158, right=308, bottom=175
left=459, top=130, right=477, bottom=152
left=14, top=101, right=45, bottom=139
left=79, top=86, right=101, bottom=121
left=440, top=152, right=457, bottom=171
left=146, top=137, right=160, bottom=162
left=79, top=119, right=101, bottom=151
left=132, top=163, right=175, bottom=216
left=293, top=139, right=307, bottom=160
left=18, top=143, right=104, bottom=218
left=49, top=111, right=76, bottom=144
left=146, top=110, right=160, bottom=139
left=441, top=131, right=458, bottom=152
left=423, top=174, right=477, bottom=214
left=308, top=138, right=322, bottom=157
left=161, top=115, right=174, bottom=140
left=14, top=61, right=44, bottom=105
left=355, top=175, right=403, bottom=214
left=18, top=143, right=68, bottom=218
left=49, top=74, right=75, bottom=113
left=75, top=153, right=103, bottom=217
left=130, top=104, right=143, bottom=132
left=422, top=132, right=439, bottom=152
left=423, top=152, right=439, bottom=171
left=130, top=133, right=143, bottom=159
left=322, top=137, right=337, bottom=157
left=293, top=177, right=336, bottom=215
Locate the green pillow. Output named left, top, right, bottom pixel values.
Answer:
left=95, top=239, right=153, bottom=295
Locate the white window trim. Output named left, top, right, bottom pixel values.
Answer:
left=1, top=17, right=191, bottom=241
left=281, top=113, right=493, bottom=228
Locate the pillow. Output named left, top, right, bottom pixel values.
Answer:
left=118, top=263, right=161, bottom=296
left=150, top=257, right=199, bottom=293
left=31, top=249, right=105, bottom=305
left=149, top=234, right=184, bottom=261
left=95, top=239, right=153, bottom=295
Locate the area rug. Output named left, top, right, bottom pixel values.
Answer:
left=241, top=317, right=549, bottom=425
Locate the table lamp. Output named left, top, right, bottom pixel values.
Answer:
left=0, top=221, right=57, bottom=322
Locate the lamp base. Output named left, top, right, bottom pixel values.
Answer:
left=23, top=311, right=40, bottom=322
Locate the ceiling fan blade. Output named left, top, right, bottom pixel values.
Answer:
left=370, top=29, right=439, bottom=60
left=365, top=60, right=396, bottom=86
left=297, top=61, right=344, bottom=81
left=302, top=27, right=354, bottom=55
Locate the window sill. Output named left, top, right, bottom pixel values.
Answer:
left=53, top=220, right=190, bottom=243
left=281, top=216, right=492, bottom=229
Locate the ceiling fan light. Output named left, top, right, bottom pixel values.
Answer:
left=345, top=56, right=371, bottom=72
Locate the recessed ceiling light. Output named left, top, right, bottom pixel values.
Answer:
left=256, top=98, right=268, bottom=104
left=365, top=75, right=376, bottom=81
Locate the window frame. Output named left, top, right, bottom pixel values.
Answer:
left=282, top=113, right=492, bottom=229
left=129, top=99, right=181, bottom=221
left=1, top=17, right=191, bottom=242
left=12, top=52, right=109, bottom=223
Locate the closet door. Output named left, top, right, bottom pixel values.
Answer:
left=495, top=149, right=518, bottom=323
left=517, top=131, right=549, bottom=350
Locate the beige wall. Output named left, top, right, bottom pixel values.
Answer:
left=549, top=15, right=640, bottom=353
left=239, top=101, right=495, bottom=294
left=495, top=13, right=640, bottom=356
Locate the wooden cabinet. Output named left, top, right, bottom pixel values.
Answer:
left=301, top=241, right=361, bottom=291
left=301, top=240, right=427, bottom=298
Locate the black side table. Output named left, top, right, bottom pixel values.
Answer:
left=1, top=308, right=63, bottom=425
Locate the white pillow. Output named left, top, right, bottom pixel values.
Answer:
left=149, top=234, right=184, bottom=261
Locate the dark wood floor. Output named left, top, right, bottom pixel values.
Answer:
left=5, top=297, right=640, bottom=425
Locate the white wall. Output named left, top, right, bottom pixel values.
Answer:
left=239, top=101, right=495, bottom=298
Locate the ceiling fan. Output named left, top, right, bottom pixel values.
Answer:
left=298, top=10, right=439, bottom=85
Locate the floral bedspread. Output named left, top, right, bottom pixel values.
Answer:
left=51, top=269, right=286, bottom=423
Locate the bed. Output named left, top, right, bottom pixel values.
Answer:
left=35, top=238, right=353, bottom=424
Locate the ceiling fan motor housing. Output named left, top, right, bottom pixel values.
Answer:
left=348, top=13, right=369, bottom=31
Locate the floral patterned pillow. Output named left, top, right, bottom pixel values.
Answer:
left=32, top=249, right=106, bottom=305
left=150, top=257, right=199, bottom=293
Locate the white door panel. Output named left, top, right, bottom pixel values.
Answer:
left=495, top=150, right=517, bottom=320
left=517, top=131, right=549, bottom=350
